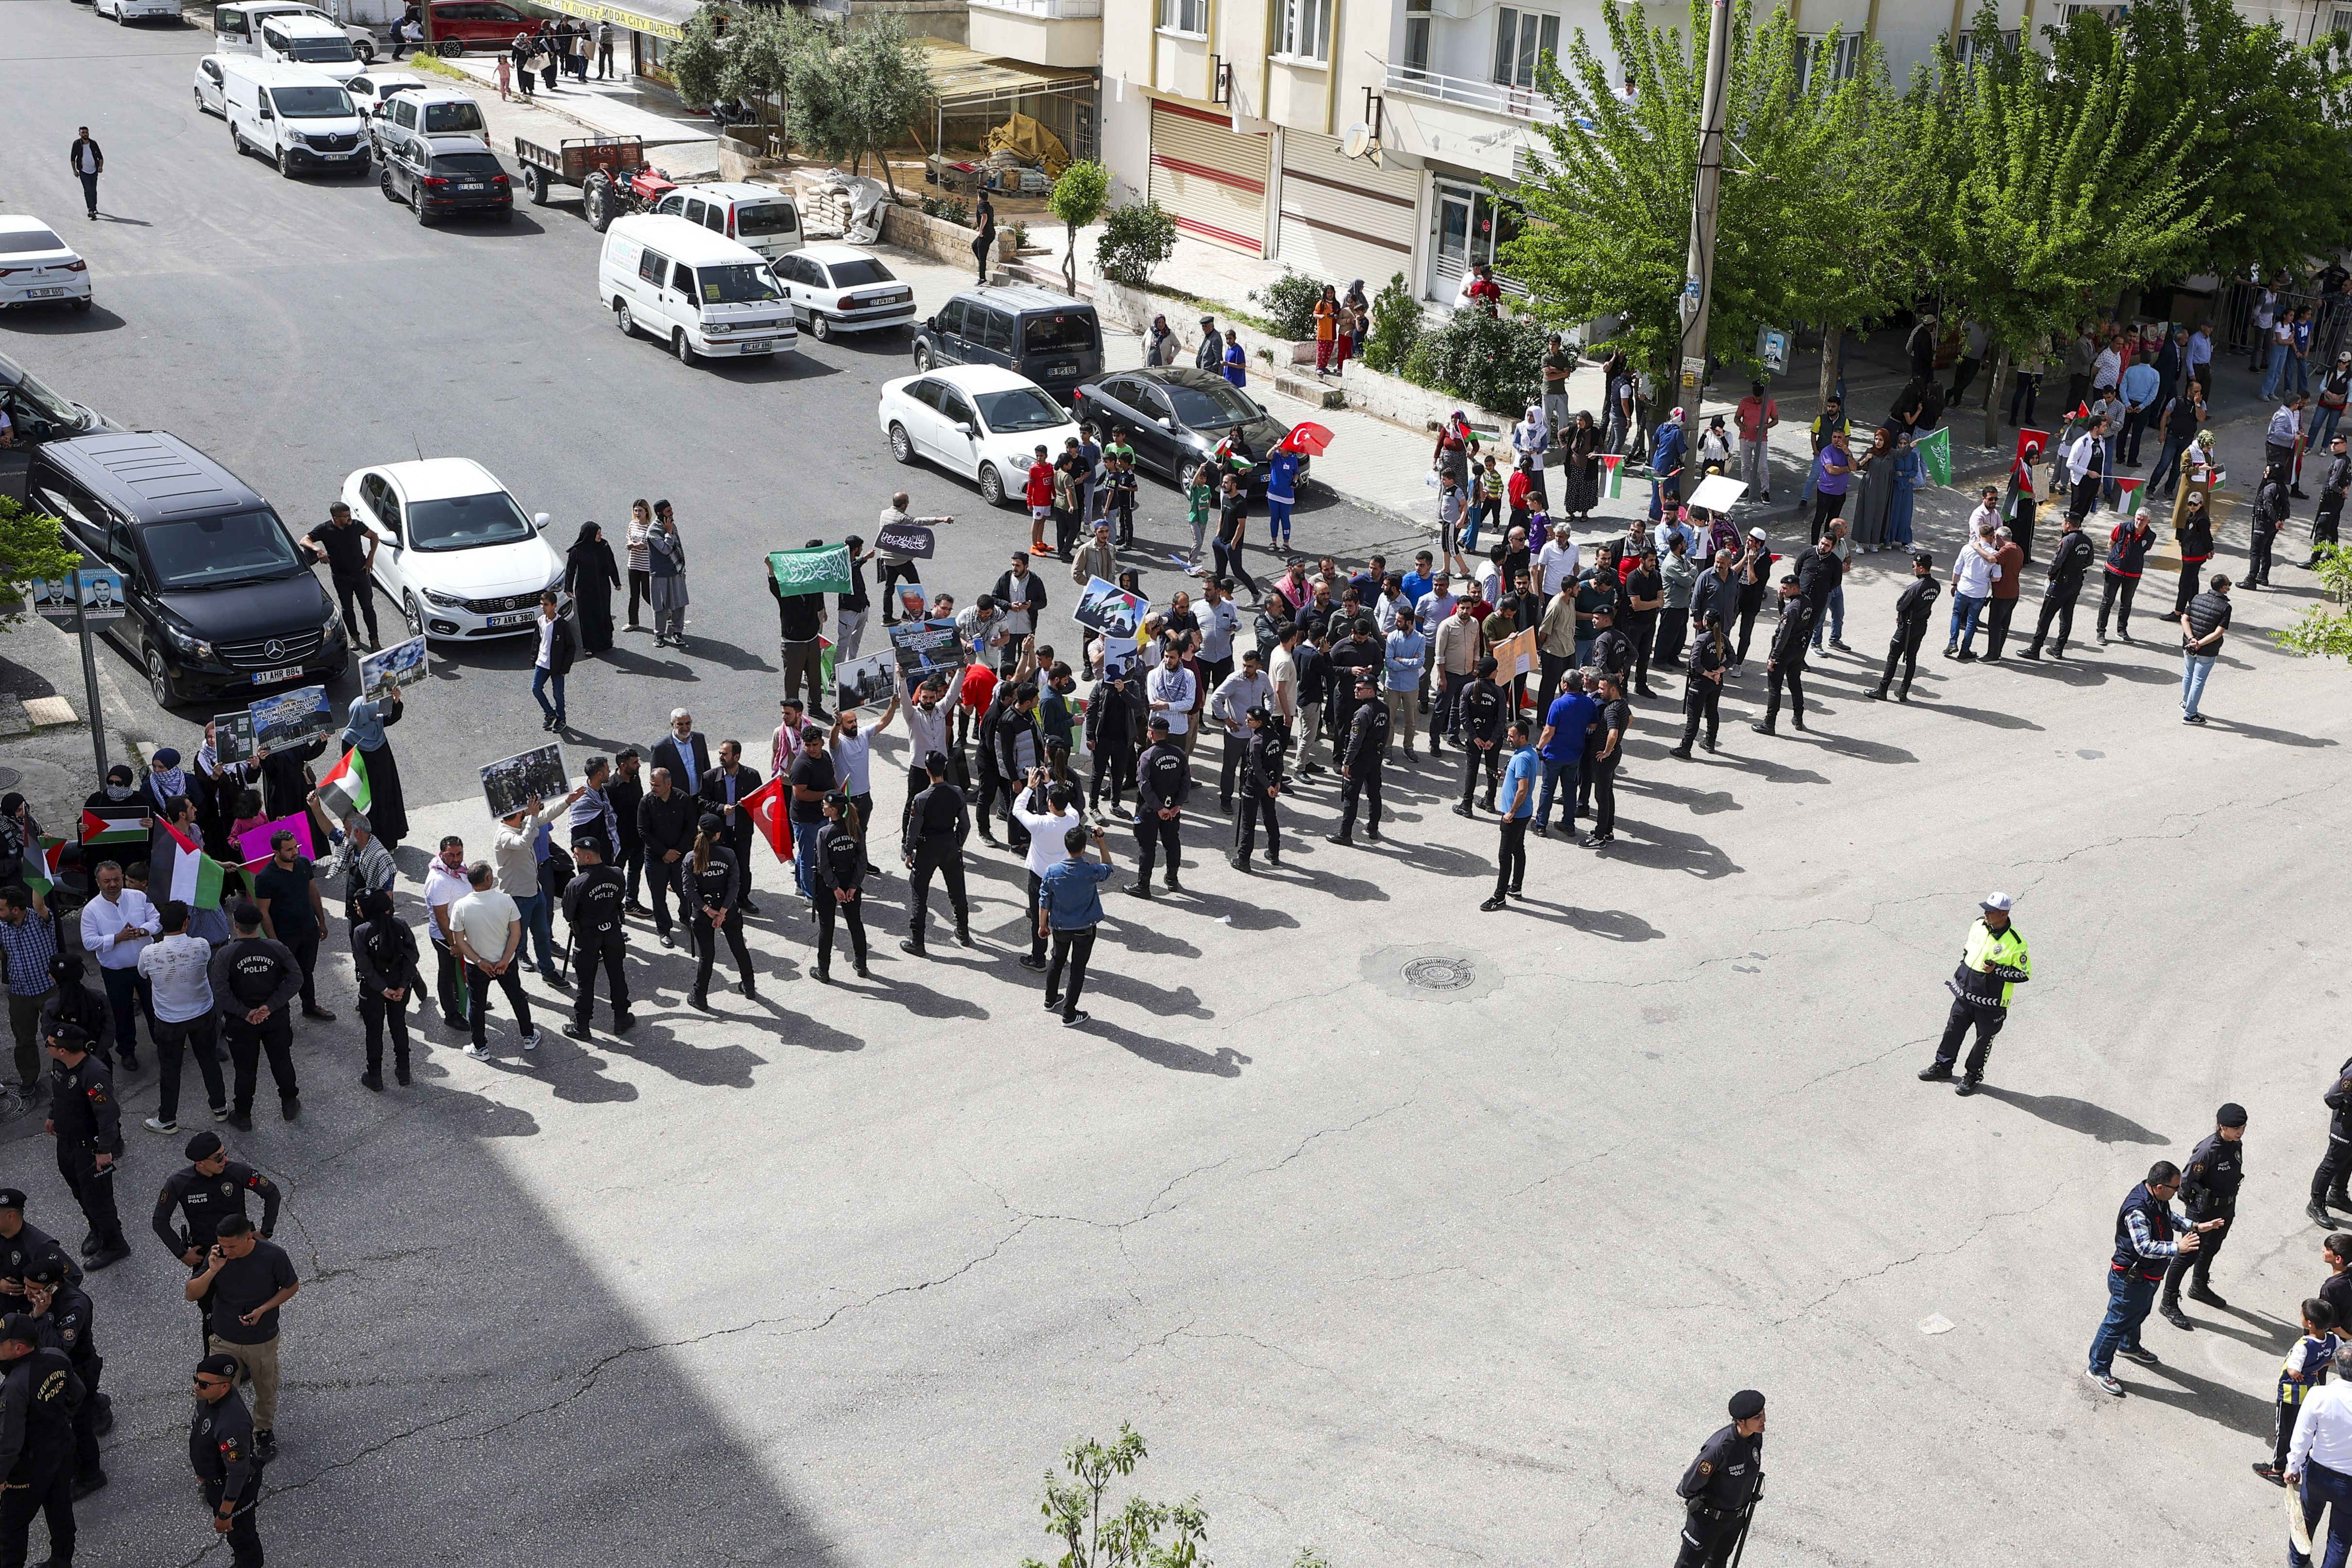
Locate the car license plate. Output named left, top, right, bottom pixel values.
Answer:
left=488, top=610, right=534, bottom=628
left=458, top=181, right=483, bottom=190
left=251, top=664, right=305, bottom=685
left=1048, top=363, right=1077, bottom=377
left=738, top=339, right=773, bottom=354
left=26, top=288, right=65, bottom=299
left=323, top=151, right=352, bottom=161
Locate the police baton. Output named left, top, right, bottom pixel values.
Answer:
left=1726, top=1502, right=1757, bottom=1568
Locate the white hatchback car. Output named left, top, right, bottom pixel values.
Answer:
left=337, top=458, right=566, bottom=643
left=878, top=364, right=1079, bottom=508
left=342, top=69, right=427, bottom=125
left=772, top=244, right=917, bottom=340
left=0, top=219, right=93, bottom=313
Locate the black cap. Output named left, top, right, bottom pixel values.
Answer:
left=0, top=1190, right=22, bottom=1212
left=1912, top=550, right=1935, bottom=567
left=696, top=813, right=724, bottom=834
left=49, top=1024, right=91, bottom=1052
left=196, top=1352, right=240, bottom=1380
left=924, top=750, right=950, bottom=772
left=21, top=1262, right=61, bottom=1288
left=2217, top=1102, right=2248, bottom=1128
left=1728, top=1389, right=1766, bottom=1421
left=0, top=1315, right=39, bottom=1348
left=571, top=835, right=608, bottom=858
left=1147, top=715, right=1171, bottom=732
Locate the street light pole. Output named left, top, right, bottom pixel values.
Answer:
left=1677, top=0, right=1733, bottom=420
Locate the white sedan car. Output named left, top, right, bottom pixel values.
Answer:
left=878, top=364, right=1080, bottom=508
left=343, top=69, right=426, bottom=122
left=0, top=219, right=92, bottom=313
left=771, top=244, right=917, bottom=340
left=337, top=458, right=566, bottom=644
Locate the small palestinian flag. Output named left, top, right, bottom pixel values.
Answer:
left=1915, top=427, right=1952, bottom=488
left=157, top=819, right=227, bottom=910
left=79, top=810, right=146, bottom=846
left=21, top=836, right=64, bottom=898
left=2112, top=475, right=2143, bottom=515
left=314, top=746, right=371, bottom=823
left=1600, top=454, right=1626, bottom=499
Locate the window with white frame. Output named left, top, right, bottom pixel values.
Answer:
left=1793, top=31, right=1860, bottom=93
left=1157, top=0, right=1205, bottom=34
left=1278, top=0, right=1330, bottom=61
left=1493, top=7, right=1561, bottom=91
left=1955, top=28, right=2019, bottom=69
left=2334, top=6, right=2352, bottom=38
left=1403, top=0, right=1432, bottom=74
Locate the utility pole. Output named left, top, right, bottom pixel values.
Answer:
left=1677, top=0, right=1733, bottom=424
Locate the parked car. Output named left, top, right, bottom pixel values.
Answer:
left=343, top=69, right=428, bottom=126
left=337, top=459, right=566, bottom=643
left=0, top=352, right=120, bottom=505
left=909, top=285, right=1102, bottom=401
left=646, top=183, right=803, bottom=261
left=377, top=134, right=512, bottom=224
left=92, top=0, right=182, bottom=26
left=367, top=86, right=487, bottom=157
left=215, top=0, right=377, bottom=62
left=221, top=58, right=368, bottom=177
left=26, top=432, right=348, bottom=707
left=1072, top=368, right=1301, bottom=496
left=253, top=11, right=363, bottom=82
left=878, top=364, right=1081, bottom=508
left=598, top=215, right=797, bottom=366
left=192, top=54, right=230, bottom=115
left=0, top=219, right=93, bottom=314
left=771, top=244, right=915, bottom=340
left=413, top=0, right=541, bottom=55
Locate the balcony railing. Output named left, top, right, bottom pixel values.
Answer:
left=1380, top=59, right=1562, bottom=124
left=971, top=0, right=1103, bottom=17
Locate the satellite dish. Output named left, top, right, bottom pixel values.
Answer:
left=1340, top=121, right=1373, bottom=159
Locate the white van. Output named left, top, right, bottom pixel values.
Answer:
left=216, top=1, right=376, bottom=64
left=221, top=57, right=370, bottom=177
left=646, top=182, right=804, bottom=262
left=598, top=215, right=799, bottom=366
left=254, top=12, right=364, bottom=81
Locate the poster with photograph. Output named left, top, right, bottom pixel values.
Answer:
left=27, top=571, right=125, bottom=621
left=1072, top=576, right=1148, bottom=638
left=875, top=521, right=935, bottom=560
left=890, top=582, right=927, bottom=623
left=236, top=812, right=316, bottom=871
left=209, top=711, right=258, bottom=766
left=889, top=618, right=966, bottom=681
left=249, top=685, right=334, bottom=750
left=834, top=650, right=897, bottom=710
left=479, top=743, right=568, bottom=821
left=359, top=636, right=428, bottom=700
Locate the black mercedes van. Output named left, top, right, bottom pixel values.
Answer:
left=25, top=432, right=348, bottom=708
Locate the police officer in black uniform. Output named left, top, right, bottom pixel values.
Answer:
left=23, top=1262, right=106, bottom=1498
left=42, top=1027, right=128, bottom=1271
left=560, top=835, right=633, bottom=1041
left=1869, top=551, right=1942, bottom=700
left=1751, top=576, right=1814, bottom=736
left=1128, top=718, right=1189, bottom=897
left=0, top=1196, right=75, bottom=1323
left=2020, top=517, right=2096, bottom=661
left=206, top=902, right=302, bottom=1129
left=2161, top=1102, right=2246, bottom=1329
left=1229, top=706, right=1284, bottom=873
left=1327, top=672, right=1391, bottom=845
left=351, top=888, right=421, bottom=1091
left=900, top=753, right=973, bottom=955
left=1453, top=655, right=1507, bottom=817
left=154, top=1132, right=281, bottom=1353
left=2312, top=1057, right=2352, bottom=1224
left=1674, top=1389, right=1765, bottom=1568
left=189, top=1350, right=264, bottom=1568
left=0, top=1312, right=82, bottom=1568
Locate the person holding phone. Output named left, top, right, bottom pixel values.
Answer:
left=1038, top=821, right=1114, bottom=1028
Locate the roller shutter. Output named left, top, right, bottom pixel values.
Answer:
left=1148, top=99, right=1270, bottom=257
left=1277, top=132, right=1416, bottom=288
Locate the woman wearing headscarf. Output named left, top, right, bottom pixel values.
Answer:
left=196, top=718, right=259, bottom=860
left=1885, top=432, right=1922, bottom=551
left=565, top=520, right=621, bottom=655
left=1342, top=280, right=1368, bottom=363
left=338, top=686, right=408, bottom=848
left=1148, top=314, right=1178, bottom=367
left=1847, top=426, right=1894, bottom=551
left=1512, top=405, right=1548, bottom=481
left=1560, top=411, right=1601, bottom=521
left=2169, top=429, right=2219, bottom=537
left=140, top=745, right=198, bottom=817
left=1312, top=285, right=1340, bottom=374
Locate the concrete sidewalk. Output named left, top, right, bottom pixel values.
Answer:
left=427, top=52, right=719, bottom=154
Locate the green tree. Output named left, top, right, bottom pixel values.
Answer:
left=786, top=15, right=934, bottom=197
left=1019, top=1424, right=1208, bottom=1568
left=1096, top=201, right=1177, bottom=287
left=1915, top=13, right=2208, bottom=446
left=2274, top=545, right=2352, bottom=664
left=0, top=496, right=81, bottom=631
left=1048, top=161, right=1109, bottom=293
left=1501, top=2, right=1908, bottom=400
left=1361, top=272, right=1422, bottom=374
left=719, top=7, right=812, bottom=135
left=664, top=11, right=730, bottom=116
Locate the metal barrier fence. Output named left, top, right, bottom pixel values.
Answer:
left=2216, top=280, right=2352, bottom=369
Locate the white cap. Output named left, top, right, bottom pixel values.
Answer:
left=1980, top=890, right=2013, bottom=912
left=1748, top=526, right=1767, bottom=539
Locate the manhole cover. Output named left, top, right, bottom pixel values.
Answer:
left=1402, top=956, right=1475, bottom=991
left=0, top=769, right=17, bottom=793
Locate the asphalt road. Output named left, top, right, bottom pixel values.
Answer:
left=9, top=8, right=2352, bottom=1568
left=0, top=3, right=1402, bottom=808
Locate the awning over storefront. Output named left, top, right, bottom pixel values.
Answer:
left=535, top=0, right=702, bottom=42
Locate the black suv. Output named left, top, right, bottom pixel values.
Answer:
left=910, top=285, right=1102, bottom=400
left=378, top=135, right=513, bottom=224
left=1072, top=367, right=1301, bottom=496
left=25, top=432, right=348, bottom=708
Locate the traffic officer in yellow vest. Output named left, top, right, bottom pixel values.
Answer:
left=1917, top=890, right=2032, bottom=1096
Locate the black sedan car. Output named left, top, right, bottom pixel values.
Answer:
left=377, top=133, right=513, bottom=224
left=1072, top=368, right=1305, bottom=496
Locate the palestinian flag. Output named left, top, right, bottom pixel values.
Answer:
left=157, top=819, right=227, bottom=910
left=21, top=837, right=64, bottom=898
left=2112, top=475, right=2143, bottom=515
left=1915, top=427, right=1953, bottom=489
left=1600, top=454, right=1626, bottom=499
left=744, top=775, right=790, bottom=861
left=314, top=747, right=370, bottom=823
left=79, top=809, right=147, bottom=846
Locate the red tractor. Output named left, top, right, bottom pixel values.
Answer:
left=512, top=135, right=676, bottom=231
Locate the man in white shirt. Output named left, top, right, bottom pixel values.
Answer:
left=1145, top=645, right=1197, bottom=738
left=449, top=862, right=536, bottom=1059
left=1414, top=577, right=1459, bottom=639
left=493, top=789, right=579, bottom=986
left=898, top=671, right=955, bottom=806
left=2064, top=414, right=2110, bottom=524
left=137, top=899, right=223, bottom=1133
left=80, top=861, right=158, bottom=1069
left=1538, top=533, right=1583, bottom=599
left=423, top=835, right=471, bottom=1029
left=2269, top=391, right=2310, bottom=487
left=1195, top=578, right=1242, bottom=688
left=1009, top=775, right=1079, bottom=974
left=1966, top=486, right=2001, bottom=537
left=956, top=597, right=1008, bottom=664
left=1945, top=519, right=2003, bottom=661
left=1210, top=652, right=1274, bottom=811
left=2288, top=1342, right=2352, bottom=1564
left=1267, top=627, right=1301, bottom=732
left=2090, top=340, right=2121, bottom=397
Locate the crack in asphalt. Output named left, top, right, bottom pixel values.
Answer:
left=1771, top=1182, right=2077, bottom=1326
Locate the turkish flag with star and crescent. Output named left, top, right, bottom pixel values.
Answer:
left=744, top=776, right=791, bottom=861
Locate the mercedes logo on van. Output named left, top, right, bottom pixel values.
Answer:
left=263, top=639, right=286, bottom=662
